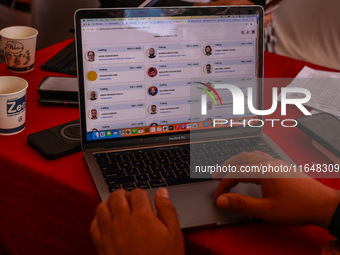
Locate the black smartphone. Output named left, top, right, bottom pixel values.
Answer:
left=27, top=120, right=81, bottom=160
left=296, top=113, right=340, bottom=162
left=37, top=76, right=78, bottom=105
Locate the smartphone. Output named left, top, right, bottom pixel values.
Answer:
left=37, top=76, right=78, bottom=105
left=27, top=119, right=81, bottom=160
left=296, top=113, right=340, bottom=162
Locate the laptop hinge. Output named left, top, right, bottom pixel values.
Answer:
left=85, top=131, right=261, bottom=154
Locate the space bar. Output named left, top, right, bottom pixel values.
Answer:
left=165, top=177, right=211, bottom=186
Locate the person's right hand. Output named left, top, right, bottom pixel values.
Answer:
left=214, top=151, right=340, bottom=229
left=90, top=188, right=184, bottom=255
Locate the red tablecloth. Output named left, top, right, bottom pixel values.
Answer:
left=0, top=39, right=339, bottom=255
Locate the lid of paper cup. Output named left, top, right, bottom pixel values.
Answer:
left=0, top=26, right=38, bottom=40
left=0, top=76, right=28, bottom=96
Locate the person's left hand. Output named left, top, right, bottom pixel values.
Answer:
left=90, top=188, right=185, bottom=255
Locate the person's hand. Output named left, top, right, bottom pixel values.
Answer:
left=90, top=188, right=185, bottom=255
left=214, top=151, right=340, bottom=229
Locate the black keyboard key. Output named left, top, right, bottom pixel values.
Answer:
left=149, top=179, right=166, bottom=188
left=107, top=154, right=123, bottom=163
left=175, top=162, right=189, bottom=170
left=144, top=159, right=158, bottom=166
left=132, top=160, right=146, bottom=168
left=161, top=171, right=175, bottom=179
left=106, top=176, right=135, bottom=186
left=118, top=161, right=132, bottom=169
left=146, top=152, right=159, bottom=159
left=100, top=162, right=120, bottom=171
left=229, top=150, right=239, bottom=156
left=165, top=177, right=190, bottom=186
left=200, top=159, right=214, bottom=166
left=180, top=155, right=190, bottom=162
left=175, top=170, right=188, bottom=177
left=239, top=143, right=250, bottom=150
left=134, top=153, right=148, bottom=160
left=258, top=144, right=273, bottom=153
left=215, top=151, right=228, bottom=158
left=205, top=146, right=217, bottom=153
left=99, top=165, right=114, bottom=172
left=158, top=150, right=172, bottom=157
left=192, top=147, right=207, bottom=154
left=125, top=168, right=139, bottom=176
left=94, top=153, right=106, bottom=158
left=95, top=155, right=110, bottom=165
left=190, top=160, right=200, bottom=167
left=157, top=157, right=170, bottom=164
left=191, top=153, right=207, bottom=161
left=165, top=177, right=210, bottom=186
left=136, top=181, right=150, bottom=189
left=171, top=149, right=184, bottom=156
left=164, top=177, right=178, bottom=186
left=151, top=165, right=164, bottom=172
left=103, top=170, right=126, bottom=178
left=163, top=164, right=177, bottom=171
left=135, top=174, right=149, bottom=182
left=138, top=166, right=152, bottom=174
left=182, top=148, right=190, bottom=154
left=109, top=184, right=122, bottom=192
left=122, top=183, right=136, bottom=191
left=214, top=157, right=226, bottom=165
left=168, top=156, right=182, bottom=163
left=121, top=155, right=135, bottom=162
left=148, top=172, right=162, bottom=180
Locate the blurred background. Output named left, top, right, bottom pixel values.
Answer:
left=1, top=0, right=340, bottom=70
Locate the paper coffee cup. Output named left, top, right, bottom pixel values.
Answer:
left=0, top=26, right=38, bottom=73
left=0, top=76, right=28, bottom=135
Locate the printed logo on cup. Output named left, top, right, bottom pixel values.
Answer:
left=7, top=95, right=26, bottom=116
left=0, top=76, right=28, bottom=135
left=6, top=41, right=24, bottom=54
left=4, top=43, right=32, bottom=72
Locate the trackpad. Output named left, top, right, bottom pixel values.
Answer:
left=167, top=182, right=262, bottom=228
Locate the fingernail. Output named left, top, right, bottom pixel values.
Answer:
left=217, top=195, right=229, bottom=207
left=158, top=188, right=169, bottom=198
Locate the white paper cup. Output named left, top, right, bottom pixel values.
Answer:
left=0, top=76, right=28, bottom=135
left=0, top=26, right=38, bottom=73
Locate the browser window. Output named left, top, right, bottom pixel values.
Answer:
left=80, top=14, right=260, bottom=141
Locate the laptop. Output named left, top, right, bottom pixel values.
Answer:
left=74, top=6, right=294, bottom=229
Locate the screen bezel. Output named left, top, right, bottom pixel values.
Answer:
left=75, top=6, right=264, bottom=150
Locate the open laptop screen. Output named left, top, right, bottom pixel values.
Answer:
left=76, top=7, right=263, bottom=144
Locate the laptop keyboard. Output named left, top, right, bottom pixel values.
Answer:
left=94, top=137, right=279, bottom=192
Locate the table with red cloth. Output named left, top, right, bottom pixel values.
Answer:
left=0, top=39, right=339, bottom=255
